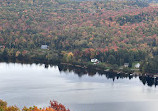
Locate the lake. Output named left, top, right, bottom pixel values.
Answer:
left=0, top=62, right=158, bottom=111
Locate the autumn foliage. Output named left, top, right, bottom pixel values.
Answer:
left=0, top=0, right=157, bottom=70
left=0, top=100, right=70, bottom=111
left=0, top=0, right=157, bottom=51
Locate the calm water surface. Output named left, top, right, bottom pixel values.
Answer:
left=0, top=62, right=158, bottom=111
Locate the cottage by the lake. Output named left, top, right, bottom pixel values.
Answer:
left=91, top=58, right=99, bottom=64
left=41, top=45, right=48, bottom=49
left=124, top=63, right=129, bottom=68
left=135, top=63, right=140, bottom=68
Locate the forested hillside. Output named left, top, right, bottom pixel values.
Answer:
left=0, top=0, right=158, bottom=73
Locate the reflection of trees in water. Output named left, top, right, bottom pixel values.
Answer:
left=3, top=60, right=157, bottom=87
left=58, top=64, right=93, bottom=77
left=58, top=63, right=135, bottom=79
left=58, top=64, right=158, bottom=87
left=139, top=76, right=158, bottom=87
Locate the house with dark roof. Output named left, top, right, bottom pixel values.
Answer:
left=124, top=63, right=129, bottom=68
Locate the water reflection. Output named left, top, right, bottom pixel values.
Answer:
left=1, top=62, right=158, bottom=111
left=57, top=63, right=157, bottom=87
left=1, top=61, right=157, bottom=87
left=139, top=76, right=158, bottom=87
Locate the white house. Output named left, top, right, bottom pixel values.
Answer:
left=91, top=58, right=99, bottom=64
left=41, top=45, right=48, bottom=49
left=135, top=63, right=140, bottom=68
left=124, top=63, right=129, bottom=68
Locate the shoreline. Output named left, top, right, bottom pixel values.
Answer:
left=1, top=58, right=158, bottom=86
left=1, top=59, right=158, bottom=87
left=0, top=57, right=153, bottom=78
left=0, top=57, right=139, bottom=74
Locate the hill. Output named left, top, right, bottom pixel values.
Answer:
left=0, top=0, right=158, bottom=73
